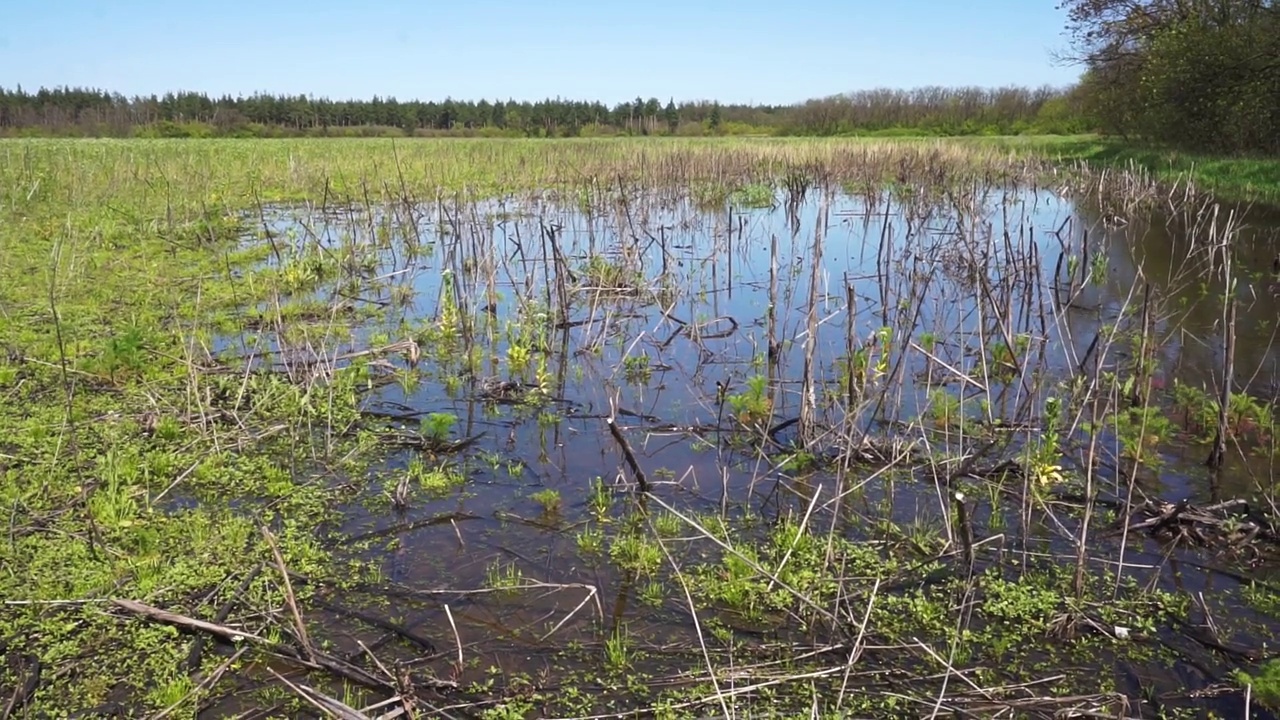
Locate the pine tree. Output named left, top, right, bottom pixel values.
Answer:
left=664, top=98, right=679, bottom=134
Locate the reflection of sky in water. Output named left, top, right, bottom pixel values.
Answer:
left=226, top=190, right=1280, bottom=507
left=222, top=189, right=1280, bottom=575
left=204, top=191, right=1280, bottom=717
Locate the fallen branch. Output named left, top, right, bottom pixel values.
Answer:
left=1, top=653, right=40, bottom=720
left=607, top=417, right=649, bottom=492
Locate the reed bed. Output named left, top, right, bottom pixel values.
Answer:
left=1, top=136, right=1049, bottom=206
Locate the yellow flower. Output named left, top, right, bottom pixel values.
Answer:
left=1034, top=464, right=1065, bottom=485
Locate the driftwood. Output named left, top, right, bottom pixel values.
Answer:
left=111, top=599, right=266, bottom=643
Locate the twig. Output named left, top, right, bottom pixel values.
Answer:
left=312, top=596, right=437, bottom=656
left=606, top=417, right=649, bottom=491
left=185, top=564, right=264, bottom=673
left=1, top=654, right=40, bottom=720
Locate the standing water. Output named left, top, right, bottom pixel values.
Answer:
left=210, top=180, right=1280, bottom=717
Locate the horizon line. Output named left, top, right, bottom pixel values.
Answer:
left=0, top=81, right=1084, bottom=109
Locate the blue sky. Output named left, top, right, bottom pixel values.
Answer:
left=1, top=0, right=1081, bottom=105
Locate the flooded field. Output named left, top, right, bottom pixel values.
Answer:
left=3, top=139, right=1279, bottom=719
left=211, top=177, right=1280, bottom=716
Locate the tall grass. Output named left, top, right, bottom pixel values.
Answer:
left=1, top=136, right=1050, bottom=207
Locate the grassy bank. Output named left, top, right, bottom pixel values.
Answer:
left=971, top=134, right=1280, bottom=206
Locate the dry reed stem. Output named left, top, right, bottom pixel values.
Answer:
left=262, top=525, right=314, bottom=661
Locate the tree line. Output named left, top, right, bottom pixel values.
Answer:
left=0, top=85, right=1083, bottom=139
left=792, top=86, right=1088, bottom=136
left=5, top=3, right=1278, bottom=152
left=1062, top=0, right=1280, bottom=154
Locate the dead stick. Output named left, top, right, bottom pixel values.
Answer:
left=607, top=417, right=649, bottom=492
left=1, top=655, right=39, bottom=720
left=111, top=598, right=265, bottom=643
left=266, top=668, right=369, bottom=720
left=953, top=491, right=974, bottom=575
left=1208, top=233, right=1236, bottom=470
left=113, top=598, right=391, bottom=692
left=267, top=645, right=389, bottom=691
left=186, top=564, right=264, bottom=673
left=262, top=525, right=313, bottom=661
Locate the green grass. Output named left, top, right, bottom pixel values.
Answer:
left=5, top=134, right=1274, bottom=206
left=822, top=131, right=1280, bottom=205
left=0, top=139, right=395, bottom=715
left=969, top=134, right=1280, bottom=206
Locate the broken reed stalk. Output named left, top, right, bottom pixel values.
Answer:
left=48, top=233, right=101, bottom=559
left=1130, top=282, right=1152, bottom=407
left=265, top=668, right=369, bottom=720
left=542, top=220, right=572, bottom=325
left=768, top=231, right=780, bottom=377
left=1207, top=209, right=1238, bottom=470
left=262, top=525, right=314, bottom=661
left=953, top=491, right=974, bottom=574
left=1076, top=400, right=1103, bottom=600
left=799, top=192, right=828, bottom=445
left=607, top=417, right=650, bottom=492
left=1207, top=289, right=1236, bottom=470
left=845, top=275, right=856, bottom=409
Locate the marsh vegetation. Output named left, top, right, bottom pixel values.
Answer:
left=2, top=138, right=1280, bottom=718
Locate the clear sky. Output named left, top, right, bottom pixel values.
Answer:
left=0, top=0, right=1081, bottom=105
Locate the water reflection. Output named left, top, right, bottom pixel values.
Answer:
left=226, top=184, right=1280, bottom=715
